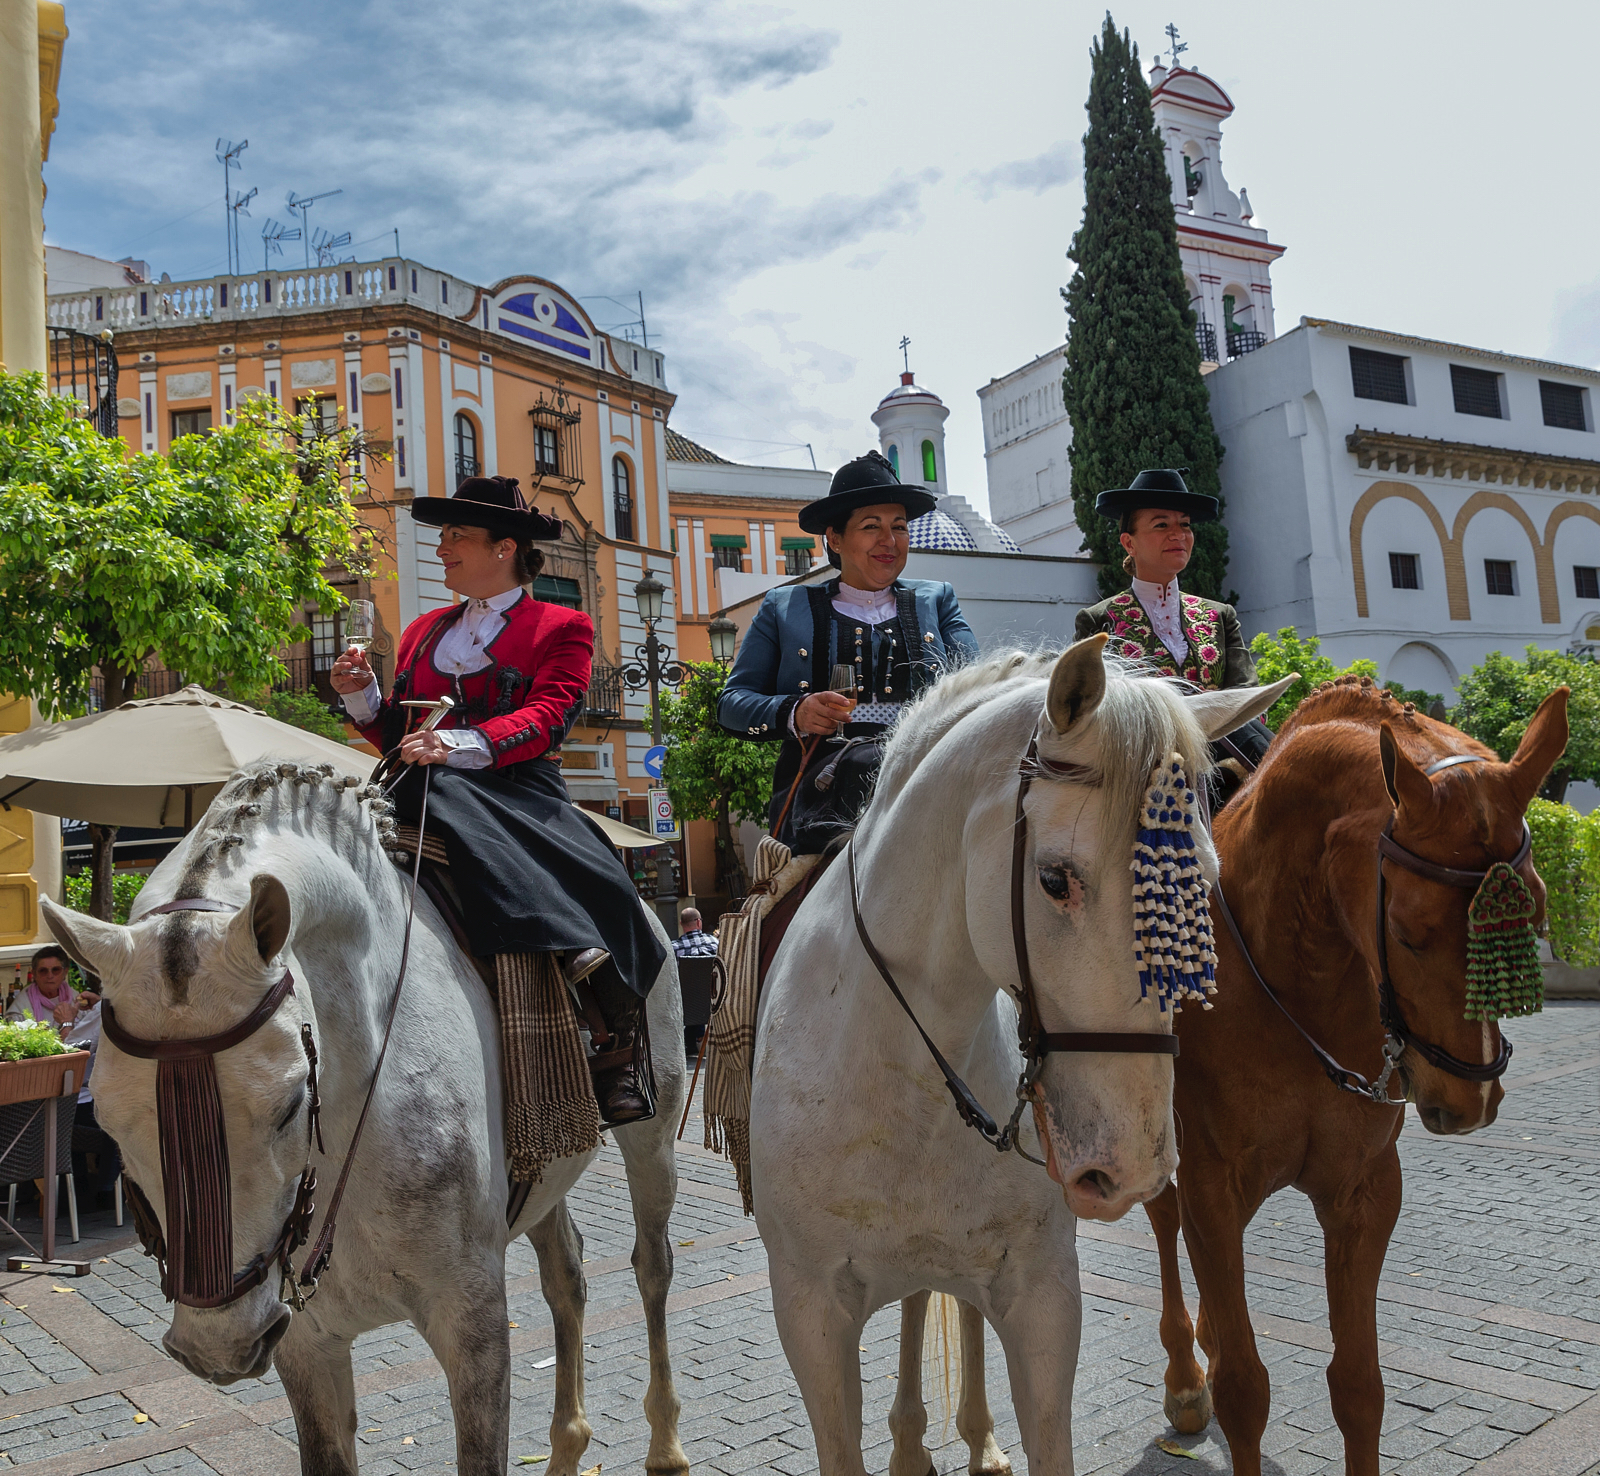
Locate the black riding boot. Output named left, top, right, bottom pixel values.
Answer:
left=575, top=965, right=653, bottom=1126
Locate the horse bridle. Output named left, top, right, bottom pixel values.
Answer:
left=1211, top=751, right=1528, bottom=1105
left=848, top=731, right=1179, bottom=1165
left=100, top=768, right=435, bottom=1310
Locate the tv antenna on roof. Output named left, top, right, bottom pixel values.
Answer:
left=260, top=218, right=301, bottom=270
left=285, top=189, right=343, bottom=268
left=313, top=227, right=353, bottom=266
left=228, top=188, right=256, bottom=275
left=216, top=138, right=248, bottom=274
left=1164, top=22, right=1188, bottom=68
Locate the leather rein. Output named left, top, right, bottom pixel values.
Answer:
left=102, top=768, right=435, bottom=1310
left=1211, top=750, right=1527, bottom=1106
left=848, top=731, right=1178, bottom=1165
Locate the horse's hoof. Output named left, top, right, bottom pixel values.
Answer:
left=1164, top=1383, right=1214, bottom=1434
left=969, top=1435, right=1012, bottom=1476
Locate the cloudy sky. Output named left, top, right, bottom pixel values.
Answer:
left=44, top=0, right=1597, bottom=512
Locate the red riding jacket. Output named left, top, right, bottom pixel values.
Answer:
left=357, top=593, right=593, bottom=768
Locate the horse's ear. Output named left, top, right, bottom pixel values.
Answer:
left=1183, top=674, right=1298, bottom=741
left=228, top=875, right=292, bottom=968
left=1504, top=687, right=1569, bottom=810
left=1379, top=723, right=1433, bottom=815
left=1046, top=635, right=1108, bottom=735
left=39, top=898, right=134, bottom=981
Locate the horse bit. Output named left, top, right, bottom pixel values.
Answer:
left=849, top=730, right=1180, bottom=1167
left=1210, top=750, right=1528, bottom=1106
left=101, top=699, right=454, bottom=1310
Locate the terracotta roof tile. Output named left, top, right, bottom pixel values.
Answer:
left=664, top=427, right=733, bottom=464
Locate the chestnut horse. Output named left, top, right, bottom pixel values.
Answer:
left=1144, top=677, right=1569, bottom=1476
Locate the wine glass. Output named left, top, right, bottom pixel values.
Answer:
left=345, top=598, right=376, bottom=654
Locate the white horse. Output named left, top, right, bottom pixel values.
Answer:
left=42, top=761, right=688, bottom=1476
left=750, top=638, right=1291, bottom=1475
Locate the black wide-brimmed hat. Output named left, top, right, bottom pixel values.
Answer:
left=1094, top=468, right=1219, bottom=524
left=798, top=451, right=939, bottom=535
left=411, top=476, right=563, bottom=541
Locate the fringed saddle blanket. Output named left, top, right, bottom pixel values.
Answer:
left=394, top=828, right=599, bottom=1183
left=703, top=835, right=820, bottom=1215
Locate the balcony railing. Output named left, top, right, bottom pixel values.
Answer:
left=48, top=326, right=119, bottom=437
left=46, top=258, right=467, bottom=333
left=1227, top=329, right=1267, bottom=359
left=87, top=667, right=187, bottom=711
left=584, top=662, right=623, bottom=721
left=1194, top=320, right=1219, bottom=363
left=455, top=455, right=481, bottom=484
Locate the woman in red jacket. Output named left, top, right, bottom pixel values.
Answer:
left=331, top=476, right=664, bottom=1126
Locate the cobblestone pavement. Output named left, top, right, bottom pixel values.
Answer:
left=0, top=1002, right=1592, bottom=1476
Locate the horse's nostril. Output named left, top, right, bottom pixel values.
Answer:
left=1076, top=1168, right=1116, bottom=1200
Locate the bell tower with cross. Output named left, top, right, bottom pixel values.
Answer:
left=1146, top=26, right=1285, bottom=362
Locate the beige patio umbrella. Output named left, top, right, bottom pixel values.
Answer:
left=0, top=684, right=372, bottom=830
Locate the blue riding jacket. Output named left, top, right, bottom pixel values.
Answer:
left=717, top=578, right=978, bottom=739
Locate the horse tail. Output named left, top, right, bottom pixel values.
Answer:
left=922, top=1290, right=959, bottom=1438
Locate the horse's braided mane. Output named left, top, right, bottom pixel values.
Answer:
left=1275, top=672, right=1432, bottom=746
left=172, top=760, right=402, bottom=900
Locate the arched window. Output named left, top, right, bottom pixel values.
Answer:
left=612, top=455, right=634, bottom=541
left=921, top=440, right=937, bottom=483
left=454, top=413, right=479, bottom=483
left=886, top=444, right=899, bottom=476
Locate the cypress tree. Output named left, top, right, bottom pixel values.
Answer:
left=1061, top=14, right=1230, bottom=600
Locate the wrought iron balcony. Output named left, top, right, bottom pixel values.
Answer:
left=47, top=325, right=119, bottom=438
left=455, top=455, right=481, bottom=484
left=1227, top=329, right=1267, bottom=359
left=1194, top=320, right=1219, bottom=363
left=584, top=661, right=623, bottom=721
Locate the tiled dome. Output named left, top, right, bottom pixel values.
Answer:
left=908, top=499, right=1022, bottom=554
left=908, top=510, right=978, bottom=551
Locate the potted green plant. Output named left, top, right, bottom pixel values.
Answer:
left=0, top=1022, right=89, bottom=1106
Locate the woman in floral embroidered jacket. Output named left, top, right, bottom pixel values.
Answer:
left=1074, top=468, right=1269, bottom=766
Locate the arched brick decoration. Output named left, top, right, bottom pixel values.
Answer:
left=1349, top=481, right=1461, bottom=619
left=1543, top=502, right=1600, bottom=626
left=1450, top=491, right=1556, bottom=624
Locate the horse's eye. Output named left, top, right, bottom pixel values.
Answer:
left=274, top=1086, right=305, bottom=1133
left=1039, top=866, right=1078, bottom=904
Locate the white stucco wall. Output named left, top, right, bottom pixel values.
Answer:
left=980, top=345, right=1080, bottom=555
left=1208, top=318, right=1600, bottom=699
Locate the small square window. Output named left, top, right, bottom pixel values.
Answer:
left=712, top=546, right=743, bottom=571
left=1484, top=559, right=1517, bottom=597
left=1349, top=347, right=1409, bottom=404
left=1541, top=380, right=1589, bottom=432
left=1575, top=566, right=1600, bottom=601
left=171, top=408, right=212, bottom=439
left=1451, top=365, right=1503, bottom=419
left=1389, top=552, right=1420, bottom=590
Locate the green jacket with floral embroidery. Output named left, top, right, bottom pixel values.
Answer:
left=1073, top=590, right=1255, bottom=691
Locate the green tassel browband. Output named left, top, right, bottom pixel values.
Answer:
left=1464, top=862, right=1543, bottom=1023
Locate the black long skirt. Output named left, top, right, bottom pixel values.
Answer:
left=390, top=759, right=665, bottom=999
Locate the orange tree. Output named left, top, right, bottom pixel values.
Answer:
left=657, top=660, right=776, bottom=900
left=0, top=372, right=381, bottom=914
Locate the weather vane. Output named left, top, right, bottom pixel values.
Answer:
left=899, top=335, right=911, bottom=374
left=1164, top=22, right=1188, bottom=67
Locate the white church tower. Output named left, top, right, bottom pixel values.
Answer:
left=872, top=368, right=950, bottom=493
left=1148, top=53, right=1285, bottom=363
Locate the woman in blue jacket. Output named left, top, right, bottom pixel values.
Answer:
left=718, top=451, right=978, bottom=852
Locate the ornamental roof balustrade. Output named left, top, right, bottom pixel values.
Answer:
left=46, top=258, right=469, bottom=332
left=1346, top=427, right=1600, bottom=496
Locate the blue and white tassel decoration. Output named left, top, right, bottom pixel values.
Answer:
left=1131, top=755, right=1217, bottom=1012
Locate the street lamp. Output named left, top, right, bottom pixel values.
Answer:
left=623, top=575, right=685, bottom=746
left=623, top=574, right=686, bottom=930
left=708, top=612, right=738, bottom=665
